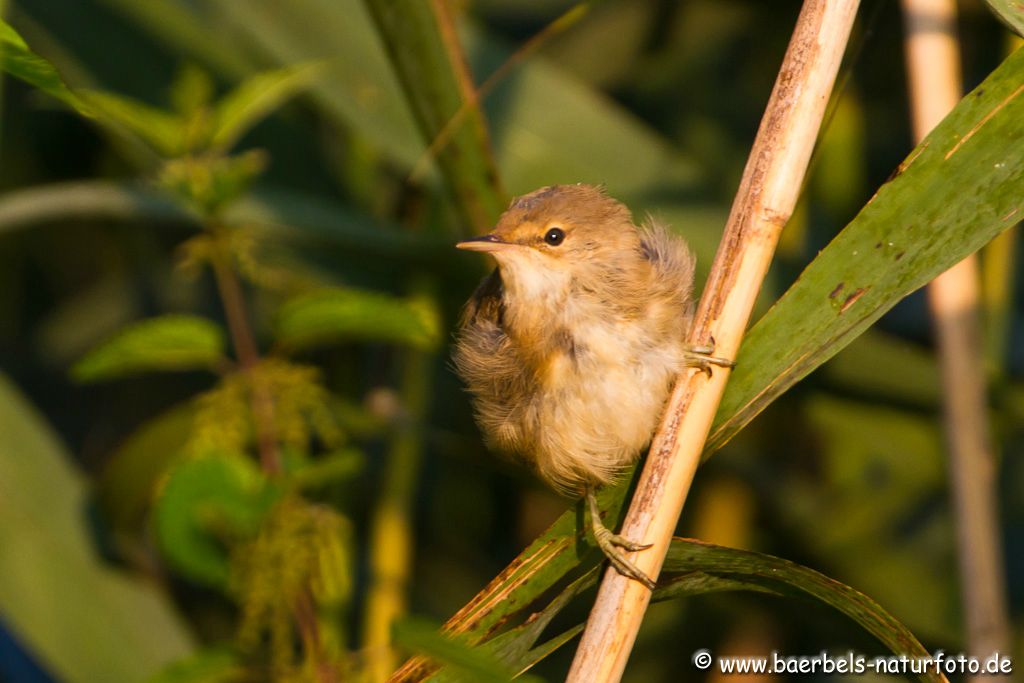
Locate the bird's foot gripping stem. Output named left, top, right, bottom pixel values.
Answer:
left=586, top=487, right=656, bottom=591
left=682, top=343, right=735, bottom=377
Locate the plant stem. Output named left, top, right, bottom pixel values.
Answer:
left=364, top=317, right=433, bottom=681
left=208, top=236, right=281, bottom=475
left=207, top=223, right=341, bottom=677
left=294, top=588, right=338, bottom=683
left=567, top=2, right=860, bottom=680
left=901, top=0, right=1010, bottom=665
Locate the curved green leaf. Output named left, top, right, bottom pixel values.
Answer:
left=0, top=181, right=198, bottom=235
left=0, top=373, right=194, bottom=682
left=211, top=62, right=323, bottom=151
left=73, top=314, right=226, bottom=382
left=153, top=452, right=277, bottom=587
left=290, top=448, right=365, bottom=490
left=77, top=89, right=185, bottom=156
left=0, top=19, right=85, bottom=112
left=660, top=540, right=942, bottom=682
left=274, top=288, right=441, bottom=352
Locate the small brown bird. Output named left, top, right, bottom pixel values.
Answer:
left=453, top=184, right=729, bottom=588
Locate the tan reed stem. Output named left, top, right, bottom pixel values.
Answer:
left=901, top=0, right=1010, bottom=666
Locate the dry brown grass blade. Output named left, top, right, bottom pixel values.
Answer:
left=901, top=0, right=1011, bottom=665
left=566, top=1, right=861, bottom=680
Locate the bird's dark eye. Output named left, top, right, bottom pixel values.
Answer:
left=544, top=227, right=565, bottom=246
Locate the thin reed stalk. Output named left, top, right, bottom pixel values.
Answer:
left=901, top=0, right=1010, bottom=666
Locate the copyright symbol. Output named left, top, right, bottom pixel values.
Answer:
left=693, top=649, right=713, bottom=670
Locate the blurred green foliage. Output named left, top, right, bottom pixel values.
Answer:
left=0, top=1, right=1021, bottom=682
left=72, top=314, right=226, bottom=382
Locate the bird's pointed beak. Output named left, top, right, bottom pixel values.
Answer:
left=455, top=234, right=515, bottom=253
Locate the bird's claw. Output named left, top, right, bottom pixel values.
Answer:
left=601, top=529, right=652, bottom=553
left=683, top=343, right=735, bottom=377
left=586, top=488, right=656, bottom=591
left=592, top=525, right=657, bottom=590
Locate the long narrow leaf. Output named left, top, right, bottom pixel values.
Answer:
left=661, top=540, right=943, bottom=683
left=393, top=618, right=534, bottom=683
left=0, top=181, right=451, bottom=261
left=708, top=45, right=1024, bottom=453
left=364, top=0, right=505, bottom=233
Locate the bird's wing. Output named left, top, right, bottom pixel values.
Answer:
left=460, top=267, right=505, bottom=328
left=638, top=221, right=696, bottom=309
left=453, top=268, right=531, bottom=454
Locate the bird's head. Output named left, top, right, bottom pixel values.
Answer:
left=456, top=185, right=643, bottom=294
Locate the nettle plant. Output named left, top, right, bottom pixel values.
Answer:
left=4, top=23, right=443, bottom=680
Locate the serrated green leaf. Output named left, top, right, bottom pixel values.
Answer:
left=275, top=288, right=441, bottom=352
left=0, top=372, right=194, bottom=682
left=153, top=452, right=278, bottom=588
left=97, top=401, right=197, bottom=538
left=77, top=89, right=185, bottom=156
left=73, top=314, right=226, bottom=383
left=985, top=0, right=1024, bottom=36
left=0, top=19, right=86, bottom=112
left=211, top=62, right=322, bottom=151
left=290, top=448, right=365, bottom=490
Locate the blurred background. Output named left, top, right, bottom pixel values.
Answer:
left=0, top=0, right=1021, bottom=681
